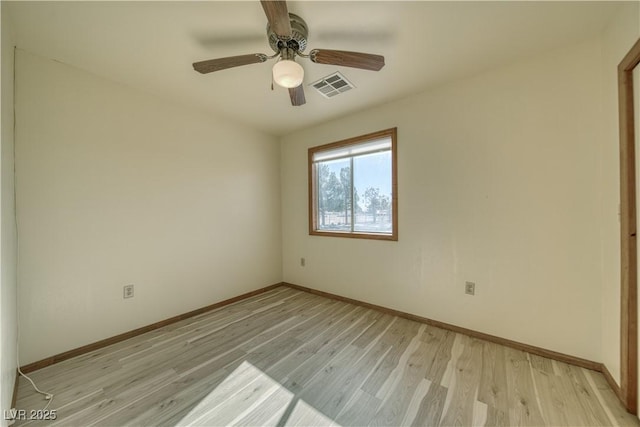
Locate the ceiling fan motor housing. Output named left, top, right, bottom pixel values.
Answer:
left=267, top=13, right=309, bottom=53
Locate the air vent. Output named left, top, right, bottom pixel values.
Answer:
left=311, top=72, right=355, bottom=98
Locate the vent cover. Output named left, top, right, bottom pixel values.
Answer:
left=311, top=72, right=355, bottom=98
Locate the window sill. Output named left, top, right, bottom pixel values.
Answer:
left=309, top=230, right=398, bottom=241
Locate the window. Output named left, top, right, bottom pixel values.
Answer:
left=308, top=128, right=397, bottom=241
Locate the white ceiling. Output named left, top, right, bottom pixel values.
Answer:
left=5, top=1, right=625, bottom=136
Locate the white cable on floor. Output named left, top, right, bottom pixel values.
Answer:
left=16, top=357, right=53, bottom=411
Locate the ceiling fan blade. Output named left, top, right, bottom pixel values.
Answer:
left=309, top=49, right=385, bottom=71
left=260, top=1, right=291, bottom=38
left=193, top=54, right=267, bottom=74
left=288, top=85, right=306, bottom=106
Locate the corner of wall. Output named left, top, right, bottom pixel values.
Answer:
left=1, top=2, right=19, bottom=423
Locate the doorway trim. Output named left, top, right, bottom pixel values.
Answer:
left=619, top=37, right=640, bottom=414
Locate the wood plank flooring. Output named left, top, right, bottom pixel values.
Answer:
left=13, top=286, right=639, bottom=426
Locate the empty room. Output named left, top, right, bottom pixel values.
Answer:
left=1, top=0, right=640, bottom=425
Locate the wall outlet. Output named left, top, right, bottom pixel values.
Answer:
left=465, top=281, right=475, bottom=295
left=300, top=257, right=306, bottom=267
left=123, top=284, right=134, bottom=299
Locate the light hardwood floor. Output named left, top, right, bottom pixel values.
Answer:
left=14, top=286, right=640, bottom=426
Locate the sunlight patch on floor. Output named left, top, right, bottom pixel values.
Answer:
left=177, top=361, right=341, bottom=426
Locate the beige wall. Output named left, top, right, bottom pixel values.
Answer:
left=281, top=38, right=604, bottom=361
left=599, top=2, right=640, bottom=390
left=0, top=4, right=17, bottom=422
left=15, top=50, right=282, bottom=365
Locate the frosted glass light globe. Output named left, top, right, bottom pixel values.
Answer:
left=272, top=60, right=304, bottom=88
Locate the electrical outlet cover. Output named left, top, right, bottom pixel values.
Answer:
left=123, top=285, right=134, bottom=299
left=465, top=281, right=475, bottom=295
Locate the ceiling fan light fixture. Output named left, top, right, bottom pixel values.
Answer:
left=272, top=59, right=304, bottom=88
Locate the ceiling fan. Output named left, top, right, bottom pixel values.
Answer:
left=192, top=0, right=385, bottom=107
